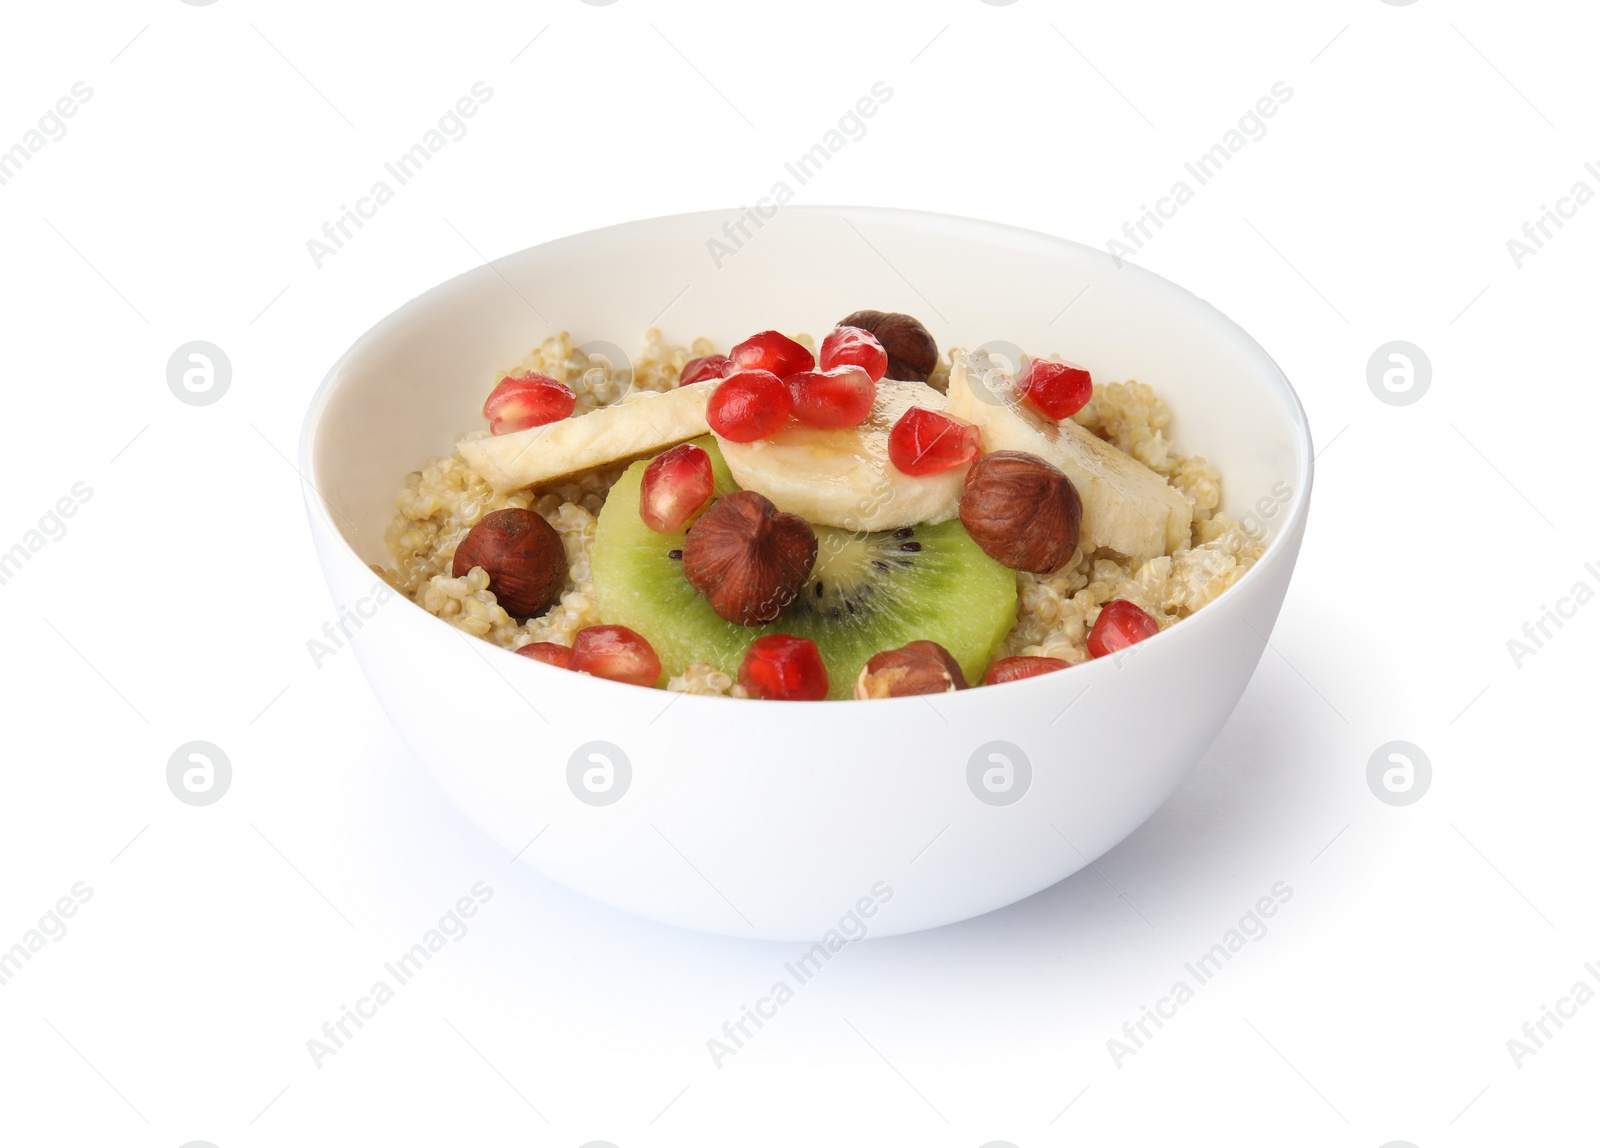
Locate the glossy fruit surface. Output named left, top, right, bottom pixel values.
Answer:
left=730, top=330, right=814, bottom=378
left=1087, top=599, right=1160, bottom=658
left=484, top=373, right=576, bottom=434
left=984, top=655, right=1070, bottom=685
left=786, top=365, right=875, bottom=429
left=680, top=355, right=733, bottom=386
left=887, top=407, right=981, bottom=476
left=1017, top=358, right=1093, bottom=420
left=640, top=443, right=715, bottom=533
left=738, top=634, right=829, bottom=701
left=708, top=371, right=792, bottom=442
left=570, top=625, right=662, bottom=686
left=819, top=326, right=888, bottom=381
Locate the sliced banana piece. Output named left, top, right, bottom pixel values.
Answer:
left=717, top=379, right=966, bottom=532
left=945, top=350, right=1191, bottom=563
left=459, top=381, right=714, bottom=493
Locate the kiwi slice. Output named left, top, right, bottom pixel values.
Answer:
left=590, top=438, right=1017, bottom=699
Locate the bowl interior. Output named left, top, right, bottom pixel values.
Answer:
left=306, top=206, right=1310, bottom=573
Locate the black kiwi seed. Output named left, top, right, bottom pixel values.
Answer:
left=788, top=529, right=928, bottom=623
left=667, top=549, right=683, bottom=560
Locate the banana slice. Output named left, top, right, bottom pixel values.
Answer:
left=717, top=379, right=966, bottom=532
left=459, top=381, right=714, bottom=493
left=944, top=350, right=1191, bottom=562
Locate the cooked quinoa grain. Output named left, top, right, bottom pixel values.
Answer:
left=382, top=331, right=1266, bottom=684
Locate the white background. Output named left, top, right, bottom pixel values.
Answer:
left=1, top=0, right=1596, bottom=1144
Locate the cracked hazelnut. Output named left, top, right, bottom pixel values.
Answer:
left=959, top=451, right=1081, bottom=574
left=682, top=490, right=818, bottom=626
left=855, top=640, right=969, bottom=699
left=837, top=310, right=939, bottom=383
left=453, top=507, right=566, bottom=617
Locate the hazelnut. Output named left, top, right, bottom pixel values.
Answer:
left=682, top=490, right=818, bottom=626
left=959, top=451, right=1082, bottom=574
left=838, top=309, right=940, bottom=383
left=855, top=640, right=969, bottom=699
left=452, top=507, right=566, bottom=618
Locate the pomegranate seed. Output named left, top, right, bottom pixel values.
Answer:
left=730, top=330, right=814, bottom=378
left=640, top=443, right=715, bottom=533
left=1017, top=359, right=1093, bottom=421
left=786, top=365, right=876, bottom=429
left=483, top=373, right=576, bottom=435
left=819, top=326, right=888, bottom=382
left=707, top=370, right=792, bottom=442
left=516, top=642, right=573, bottom=669
left=887, top=407, right=981, bottom=476
left=1087, top=600, right=1160, bottom=659
left=680, top=354, right=733, bottom=386
left=738, top=635, right=829, bottom=701
left=984, top=655, right=1070, bottom=686
left=570, top=625, right=661, bottom=686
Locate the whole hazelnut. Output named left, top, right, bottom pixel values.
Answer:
left=682, top=490, right=818, bottom=626
left=452, top=507, right=566, bottom=618
left=855, top=640, right=969, bottom=699
left=959, top=451, right=1082, bottom=574
left=838, top=309, right=940, bottom=383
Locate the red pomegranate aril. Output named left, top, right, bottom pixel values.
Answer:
left=984, top=655, right=1071, bottom=685
left=738, top=635, right=829, bottom=701
left=483, top=373, right=577, bottom=435
left=707, top=370, right=792, bottom=442
left=730, top=330, right=815, bottom=378
left=1017, top=359, right=1093, bottom=421
left=1087, top=600, right=1161, bottom=658
left=887, top=407, right=981, bottom=476
left=570, top=625, right=662, bottom=686
left=640, top=443, right=715, bottom=533
left=516, top=642, right=573, bottom=670
left=680, top=354, right=734, bottom=386
left=786, top=365, right=876, bottom=429
left=819, top=326, right=888, bottom=382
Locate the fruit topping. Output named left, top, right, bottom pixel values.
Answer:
left=729, top=330, right=815, bottom=377
left=944, top=349, right=1191, bottom=563
left=1087, top=599, right=1161, bottom=658
left=452, top=507, right=566, bottom=617
left=639, top=442, right=715, bottom=533
left=855, top=640, right=968, bottom=699
left=887, top=407, right=981, bottom=477
left=738, top=634, right=829, bottom=701
left=460, top=382, right=715, bottom=494
left=570, top=624, right=662, bottom=686
left=680, top=354, right=734, bottom=386
left=836, top=310, right=939, bottom=382
left=1016, top=358, right=1093, bottom=420
left=786, top=365, right=876, bottom=429
left=483, top=373, right=577, bottom=435
left=984, top=655, right=1070, bottom=685
left=959, top=451, right=1081, bottom=574
left=718, top=379, right=966, bottom=532
left=515, top=642, right=573, bottom=669
left=682, top=490, right=818, bottom=626
left=591, top=440, right=1017, bottom=699
left=707, top=370, right=792, bottom=443
left=819, top=326, right=889, bottom=381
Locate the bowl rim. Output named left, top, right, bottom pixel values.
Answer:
left=299, top=204, right=1314, bottom=707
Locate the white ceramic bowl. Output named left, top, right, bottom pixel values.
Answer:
left=301, top=207, right=1312, bottom=940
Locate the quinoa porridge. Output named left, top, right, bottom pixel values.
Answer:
left=380, top=317, right=1266, bottom=700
